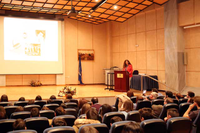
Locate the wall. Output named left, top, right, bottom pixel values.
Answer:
left=111, top=6, right=166, bottom=89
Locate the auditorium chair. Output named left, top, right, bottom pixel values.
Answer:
left=0, top=102, right=12, bottom=107
left=0, top=119, right=16, bottom=133
left=114, top=97, right=119, bottom=111
left=50, top=99, right=63, bottom=105
left=140, top=119, right=166, bottom=133
left=178, top=98, right=188, bottom=105
left=70, top=99, right=78, bottom=104
left=8, top=130, right=37, bottom=133
left=44, top=126, right=75, bottom=133
left=78, top=114, right=86, bottom=119
left=179, top=103, right=191, bottom=116
left=136, top=100, right=151, bottom=110
left=10, top=111, right=30, bottom=119
left=172, top=99, right=179, bottom=105
left=5, top=105, right=19, bottom=118
left=39, top=110, right=55, bottom=119
left=159, top=103, right=179, bottom=119
left=52, top=115, right=76, bottom=126
left=65, top=102, right=78, bottom=109
left=130, top=96, right=137, bottom=103
left=78, top=123, right=109, bottom=133
left=65, top=108, right=77, bottom=118
left=152, top=99, right=164, bottom=105
left=25, top=117, right=50, bottom=133
left=24, top=105, right=41, bottom=111
left=43, top=104, right=59, bottom=111
left=126, top=111, right=141, bottom=122
left=157, top=96, right=165, bottom=99
left=14, top=101, right=28, bottom=107
left=192, top=111, right=200, bottom=133
left=34, top=100, right=47, bottom=108
left=167, top=117, right=192, bottom=133
left=110, top=121, right=132, bottom=133
left=102, top=112, right=125, bottom=129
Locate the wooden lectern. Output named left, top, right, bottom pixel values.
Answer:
left=114, top=71, right=129, bottom=92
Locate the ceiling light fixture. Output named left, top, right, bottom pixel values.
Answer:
left=114, top=5, right=118, bottom=10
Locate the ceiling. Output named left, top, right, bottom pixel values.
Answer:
left=0, top=0, right=169, bottom=24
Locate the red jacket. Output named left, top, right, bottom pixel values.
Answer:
left=123, top=64, right=133, bottom=77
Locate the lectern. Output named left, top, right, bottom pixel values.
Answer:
left=114, top=71, right=129, bottom=92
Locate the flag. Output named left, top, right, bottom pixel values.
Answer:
left=78, top=55, right=83, bottom=84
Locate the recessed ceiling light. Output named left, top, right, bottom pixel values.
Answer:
left=114, top=5, right=118, bottom=10
left=88, top=14, right=91, bottom=17
left=95, top=0, right=99, bottom=2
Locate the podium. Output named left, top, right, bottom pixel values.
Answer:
left=114, top=71, right=129, bottom=92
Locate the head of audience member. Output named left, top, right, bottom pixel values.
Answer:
left=1, top=94, right=8, bottom=102
left=52, top=118, right=67, bottom=127
left=149, top=92, right=158, bottom=100
left=41, top=106, right=50, bottom=110
left=64, top=99, right=70, bottom=103
left=91, top=97, right=98, bottom=105
left=81, top=103, right=91, bottom=115
left=27, top=100, right=35, bottom=105
left=0, top=106, right=6, bottom=119
left=165, top=91, right=173, bottom=98
left=86, top=108, right=99, bottom=120
left=78, top=98, right=88, bottom=109
left=164, top=98, right=173, bottom=105
left=47, top=99, right=52, bottom=104
left=101, top=104, right=112, bottom=118
left=30, top=108, right=40, bottom=117
left=188, top=97, right=194, bottom=103
left=139, top=108, right=154, bottom=121
left=164, top=108, right=179, bottom=122
left=55, top=106, right=66, bottom=116
left=187, top=91, right=195, bottom=98
left=175, top=93, right=184, bottom=100
left=13, top=119, right=26, bottom=130
left=194, top=96, right=200, bottom=109
left=121, top=122, right=143, bottom=133
left=110, top=116, right=122, bottom=126
left=50, top=95, right=56, bottom=100
left=152, top=88, right=158, bottom=93
left=35, top=95, right=42, bottom=100
left=80, top=126, right=99, bottom=133
left=15, top=106, right=24, bottom=112
left=60, top=103, right=67, bottom=109
left=120, top=100, right=133, bottom=112
left=65, top=94, right=72, bottom=99
left=18, top=97, right=25, bottom=101
left=127, top=90, right=134, bottom=98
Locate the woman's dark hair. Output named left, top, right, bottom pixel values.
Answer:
left=101, top=104, right=112, bottom=117
left=121, top=100, right=133, bottom=112
left=35, top=95, right=42, bottom=100
left=13, top=119, right=26, bottom=130
left=86, top=108, right=99, bottom=120
left=1, top=94, right=8, bottom=102
left=15, top=106, right=24, bottom=112
left=81, top=103, right=91, bottom=115
left=78, top=98, right=88, bottom=109
left=27, top=100, right=35, bottom=105
left=50, top=95, right=56, bottom=100
left=121, top=122, right=143, bottom=133
left=188, top=91, right=195, bottom=98
left=123, top=60, right=131, bottom=68
left=18, top=97, right=25, bottom=101
left=80, top=126, right=99, bottom=133
left=53, top=118, right=67, bottom=127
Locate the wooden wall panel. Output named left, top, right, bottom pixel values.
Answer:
left=40, top=75, right=56, bottom=85
left=156, top=7, right=164, bottom=29
left=6, top=75, right=23, bottom=86
left=146, top=31, right=157, bottom=50
left=128, top=16, right=136, bottom=34
left=146, top=10, right=156, bottom=31
left=120, top=21, right=128, bottom=35
left=22, top=75, right=40, bottom=85
left=136, top=13, right=146, bottom=33
left=119, top=35, right=128, bottom=52
left=195, top=0, right=200, bottom=23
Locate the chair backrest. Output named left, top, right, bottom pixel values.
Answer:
left=172, top=99, right=179, bottom=105
left=51, top=99, right=63, bottom=105
left=78, top=123, right=109, bottom=133
left=14, top=101, right=28, bottom=107
left=25, top=117, right=50, bottom=133
left=167, top=117, right=192, bottom=133
left=65, top=108, right=77, bottom=118
left=10, top=111, right=31, bottom=119
left=102, top=112, right=125, bottom=129
left=52, top=115, right=76, bottom=126
left=43, top=126, right=75, bottom=133
left=65, top=102, right=78, bottom=109
left=130, top=96, right=137, bottom=103
left=159, top=103, right=179, bottom=119
left=193, top=110, right=200, bottom=133
left=140, top=119, right=166, bottom=133
left=152, top=99, right=164, bottom=105
left=110, top=121, right=131, bottom=133
left=43, top=104, right=59, bottom=111
left=40, top=110, right=55, bottom=119
left=0, top=102, right=11, bottom=107
left=24, top=105, right=41, bottom=111
left=179, top=103, right=191, bottom=116
left=5, top=106, right=19, bottom=118
left=136, top=100, right=151, bottom=110
left=126, top=111, right=141, bottom=122
left=7, top=130, right=37, bottom=133
left=157, top=96, right=165, bottom=99
left=34, top=100, right=47, bottom=108
left=178, top=98, right=188, bottom=105
left=69, top=99, right=78, bottom=104
left=0, top=119, right=16, bottom=133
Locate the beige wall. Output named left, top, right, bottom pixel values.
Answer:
left=110, top=7, right=166, bottom=89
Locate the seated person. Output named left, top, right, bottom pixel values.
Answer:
left=183, top=96, right=200, bottom=121
left=139, top=108, right=154, bottom=121
left=73, top=108, right=100, bottom=133
left=146, top=92, right=158, bottom=101
left=119, top=100, right=134, bottom=119
left=15, top=106, right=24, bottom=112
left=91, top=97, right=101, bottom=112
left=100, top=104, right=112, bottom=120
left=0, top=106, right=6, bottom=119
left=115, top=92, right=131, bottom=110
left=60, top=103, right=67, bottom=109
left=110, top=116, right=122, bottom=127
left=55, top=106, right=66, bottom=116
left=41, top=106, right=50, bottom=110
left=27, top=100, right=34, bottom=105
left=30, top=108, right=40, bottom=117
left=164, top=108, right=179, bottom=122
left=52, top=117, right=67, bottom=127
left=81, top=103, right=91, bottom=115
left=50, top=95, right=56, bottom=100
left=175, top=93, right=184, bottom=100
left=65, top=94, right=73, bottom=99
left=35, top=95, right=42, bottom=100
left=78, top=98, right=88, bottom=110
left=152, top=88, right=163, bottom=96
left=13, top=119, right=26, bottom=130
left=79, top=126, right=99, bottom=133
left=18, top=97, right=25, bottom=101
left=127, top=90, right=134, bottom=98
left=186, top=91, right=195, bottom=103
left=0, top=94, right=8, bottom=102
left=121, top=121, right=143, bottom=133
left=165, top=91, right=174, bottom=98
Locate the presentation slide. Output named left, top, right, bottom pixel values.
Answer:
left=0, top=17, right=63, bottom=74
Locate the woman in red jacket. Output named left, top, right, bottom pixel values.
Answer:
left=123, top=60, right=133, bottom=78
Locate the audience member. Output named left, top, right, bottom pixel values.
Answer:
left=91, top=97, right=101, bottom=112
left=139, top=108, right=154, bottom=121
left=0, top=106, right=6, bottom=119
left=60, top=103, right=67, bottom=109
left=65, top=94, right=72, bottom=99
left=81, top=103, right=91, bottom=115
left=175, top=93, right=184, bottom=100
left=52, top=117, right=67, bottom=127
left=27, top=100, right=34, bottom=105
left=110, top=116, right=122, bottom=127
left=1, top=94, right=8, bottom=102
left=47, top=99, right=52, bottom=104
left=18, top=97, right=25, bottom=101
left=115, top=93, right=131, bottom=110
left=147, top=92, right=158, bottom=100
left=50, top=95, right=56, bottom=100
left=164, top=108, right=179, bottom=122
left=152, top=88, right=163, bottom=96
left=13, top=119, right=26, bottom=130
left=165, top=91, right=173, bottom=98
left=64, top=99, right=70, bottom=103
left=100, top=104, right=112, bottom=119
left=127, top=90, right=134, bottom=98
left=41, top=106, right=50, bottom=110
left=80, top=126, right=99, bottom=133
left=30, top=108, right=40, bottom=117
left=164, top=97, right=173, bottom=105
left=152, top=104, right=163, bottom=118
left=183, top=96, right=200, bottom=121
left=121, top=121, right=143, bottom=133
left=78, top=98, right=88, bottom=109
left=35, top=95, right=42, bottom=100
left=187, top=91, right=195, bottom=103
left=55, top=106, right=66, bottom=116
left=15, top=106, right=24, bottom=112
left=119, top=100, right=133, bottom=119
